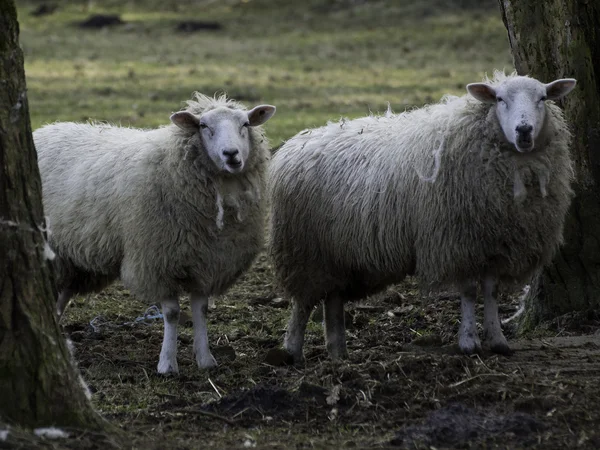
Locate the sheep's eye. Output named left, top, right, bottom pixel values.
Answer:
left=540, top=96, right=547, bottom=102
left=199, top=123, right=208, bottom=129
left=496, top=97, right=504, bottom=103
left=243, top=122, right=250, bottom=128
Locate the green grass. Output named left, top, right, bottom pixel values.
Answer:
left=19, top=0, right=512, bottom=146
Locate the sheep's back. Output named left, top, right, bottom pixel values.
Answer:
left=34, top=123, right=150, bottom=273
left=269, top=114, right=425, bottom=299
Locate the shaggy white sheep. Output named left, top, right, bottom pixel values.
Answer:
left=34, top=94, right=275, bottom=373
left=268, top=72, right=575, bottom=363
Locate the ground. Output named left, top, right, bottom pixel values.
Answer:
left=7, top=0, right=600, bottom=448
left=12, top=266, right=600, bottom=449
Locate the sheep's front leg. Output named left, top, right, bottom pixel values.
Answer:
left=324, top=294, right=348, bottom=361
left=284, top=299, right=314, bottom=365
left=190, top=293, right=217, bottom=369
left=482, top=277, right=512, bottom=355
left=157, top=298, right=180, bottom=374
left=458, top=283, right=482, bottom=354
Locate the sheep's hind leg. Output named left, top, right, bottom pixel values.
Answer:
left=324, top=294, right=348, bottom=361
left=284, top=298, right=314, bottom=365
left=157, top=298, right=180, bottom=374
left=56, top=288, right=75, bottom=318
left=458, top=283, right=482, bottom=354
left=482, top=277, right=512, bottom=355
left=190, top=293, right=217, bottom=369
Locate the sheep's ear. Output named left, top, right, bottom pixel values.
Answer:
left=466, top=83, right=497, bottom=104
left=170, top=111, right=200, bottom=131
left=247, top=105, right=276, bottom=126
left=545, top=78, right=577, bottom=100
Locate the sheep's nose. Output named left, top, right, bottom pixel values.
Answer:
left=223, top=148, right=239, bottom=157
left=516, top=124, right=533, bottom=135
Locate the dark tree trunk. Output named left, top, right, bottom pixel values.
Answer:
left=498, top=0, right=600, bottom=328
left=0, top=0, right=104, bottom=429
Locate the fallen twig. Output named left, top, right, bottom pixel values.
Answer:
left=449, top=373, right=510, bottom=388
left=170, top=408, right=236, bottom=426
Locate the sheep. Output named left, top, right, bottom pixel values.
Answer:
left=268, top=72, right=576, bottom=363
left=34, top=93, right=276, bottom=373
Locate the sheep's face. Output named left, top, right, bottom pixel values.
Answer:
left=467, top=76, right=576, bottom=153
left=170, top=104, right=275, bottom=174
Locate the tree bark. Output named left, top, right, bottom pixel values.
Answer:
left=0, top=0, right=104, bottom=428
left=498, top=0, right=600, bottom=327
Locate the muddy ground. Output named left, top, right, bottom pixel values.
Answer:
left=11, top=254, right=594, bottom=449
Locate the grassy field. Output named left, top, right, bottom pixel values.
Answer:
left=20, top=0, right=512, bottom=146
left=13, top=1, right=600, bottom=449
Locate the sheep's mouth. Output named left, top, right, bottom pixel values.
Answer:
left=225, top=160, right=243, bottom=173
left=515, top=141, right=534, bottom=153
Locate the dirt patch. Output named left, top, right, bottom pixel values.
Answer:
left=205, top=384, right=327, bottom=425
left=78, top=15, right=125, bottom=29
left=30, top=3, right=58, bottom=16
left=175, top=21, right=222, bottom=32
left=391, top=403, right=544, bottom=447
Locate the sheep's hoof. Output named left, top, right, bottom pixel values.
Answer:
left=458, top=333, right=482, bottom=355
left=283, top=348, right=305, bottom=366
left=327, top=345, right=349, bottom=362
left=484, top=330, right=513, bottom=355
left=197, top=353, right=218, bottom=369
left=157, top=361, right=179, bottom=375
left=282, top=342, right=306, bottom=366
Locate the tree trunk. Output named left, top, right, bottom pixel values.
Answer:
left=498, top=0, right=600, bottom=328
left=0, top=0, right=104, bottom=429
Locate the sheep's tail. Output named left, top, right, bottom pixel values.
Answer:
left=501, top=284, right=529, bottom=325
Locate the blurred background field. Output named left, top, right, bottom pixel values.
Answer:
left=19, top=0, right=512, bottom=146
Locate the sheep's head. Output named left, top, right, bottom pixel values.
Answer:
left=170, top=104, right=275, bottom=173
left=467, top=76, right=576, bottom=153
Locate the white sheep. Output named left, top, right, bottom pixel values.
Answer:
left=268, top=72, right=575, bottom=363
left=34, top=93, right=275, bottom=373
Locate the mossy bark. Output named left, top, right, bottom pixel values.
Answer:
left=0, top=0, right=104, bottom=429
left=498, top=0, right=600, bottom=329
